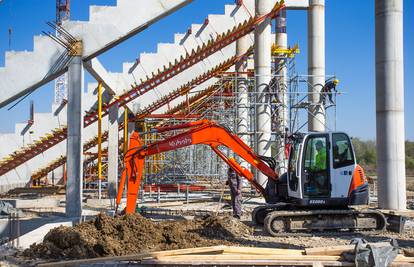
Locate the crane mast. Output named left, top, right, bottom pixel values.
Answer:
left=54, top=0, right=70, bottom=105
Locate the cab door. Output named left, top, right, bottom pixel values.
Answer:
left=301, top=134, right=331, bottom=197
left=329, top=133, right=356, bottom=198
left=287, top=142, right=302, bottom=199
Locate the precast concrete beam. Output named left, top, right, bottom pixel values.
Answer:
left=307, top=0, right=325, bottom=132
left=0, top=0, right=192, bottom=109
left=84, top=58, right=118, bottom=95
left=254, top=0, right=274, bottom=186
left=1, top=0, right=257, bottom=191
left=124, top=1, right=255, bottom=113
left=375, top=0, right=406, bottom=211
left=284, top=0, right=309, bottom=10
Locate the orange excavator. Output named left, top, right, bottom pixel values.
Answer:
left=115, top=119, right=387, bottom=235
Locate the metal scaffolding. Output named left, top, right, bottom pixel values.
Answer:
left=134, top=52, right=340, bottom=191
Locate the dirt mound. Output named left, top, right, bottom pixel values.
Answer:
left=23, top=213, right=251, bottom=260
left=197, top=214, right=252, bottom=239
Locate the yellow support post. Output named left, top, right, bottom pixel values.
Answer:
left=123, top=108, right=128, bottom=156
left=97, top=81, right=103, bottom=199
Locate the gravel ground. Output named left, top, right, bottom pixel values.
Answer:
left=2, top=195, right=414, bottom=266
left=144, top=196, right=414, bottom=252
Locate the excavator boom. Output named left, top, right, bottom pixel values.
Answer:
left=116, top=120, right=278, bottom=214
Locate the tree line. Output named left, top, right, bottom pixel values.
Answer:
left=352, top=138, right=414, bottom=176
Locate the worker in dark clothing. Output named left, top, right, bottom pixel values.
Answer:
left=321, top=79, right=339, bottom=105
left=227, top=167, right=243, bottom=219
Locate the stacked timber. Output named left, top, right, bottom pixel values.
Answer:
left=36, top=245, right=414, bottom=267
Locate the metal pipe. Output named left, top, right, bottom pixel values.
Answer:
left=254, top=0, right=274, bottom=186
left=66, top=55, right=83, bottom=218
left=307, top=0, right=325, bottom=132
left=97, top=81, right=103, bottom=200
left=375, top=0, right=406, bottom=210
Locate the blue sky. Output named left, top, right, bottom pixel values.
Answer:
left=0, top=0, right=412, bottom=140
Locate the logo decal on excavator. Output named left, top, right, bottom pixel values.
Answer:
left=309, top=200, right=326, bottom=204
left=168, top=137, right=192, bottom=148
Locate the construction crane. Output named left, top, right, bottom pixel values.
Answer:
left=54, top=0, right=70, bottom=105
left=115, top=119, right=388, bottom=236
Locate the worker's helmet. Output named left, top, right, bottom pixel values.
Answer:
left=315, top=140, right=324, bottom=150
left=333, top=79, right=339, bottom=85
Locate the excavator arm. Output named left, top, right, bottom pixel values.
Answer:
left=116, top=119, right=278, bottom=214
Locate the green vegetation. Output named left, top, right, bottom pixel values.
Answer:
left=352, top=138, right=414, bottom=176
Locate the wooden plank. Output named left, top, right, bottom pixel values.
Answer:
left=37, top=246, right=226, bottom=267
left=305, top=242, right=390, bottom=256
left=150, top=246, right=226, bottom=257
left=223, top=246, right=304, bottom=255
left=142, top=258, right=354, bottom=266
left=34, top=245, right=414, bottom=267
left=391, top=263, right=414, bottom=267
left=395, top=255, right=414, bottom=263
left=378, top=209, right=414, bottom=217
left=37, top=253, right=151, bottom=267
left=155, top=254, right=343, bottom=261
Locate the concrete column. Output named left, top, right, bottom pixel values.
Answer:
left=375, top=0, right=406, bottom=210
left=274, top=9, right=288, bottom=173
left=254, top=0, right=274, bottom=186
left=128, top=122, right=136, bottom=137
left=66, top=56, right=83, bottom=217
left=236, top=35, right=250, bottom=169
left=107, top=103, right=120, bottom=201
left=307, top=0, right=325, bottom=132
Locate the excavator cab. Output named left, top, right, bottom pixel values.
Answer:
left=256, top=132, right=385, bottom=235
left=267, top=132, right=369, bottom=207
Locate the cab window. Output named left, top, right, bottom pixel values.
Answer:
left=303, top=135, right=330, bottom=196
left=304, top=137, right=328, bottom=172
left=332, top=133, right=354, bottom=169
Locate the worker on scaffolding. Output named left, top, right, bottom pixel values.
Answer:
left=226, top=167, right=243, bottom=219
left=321, top=78, right=339, bottom=105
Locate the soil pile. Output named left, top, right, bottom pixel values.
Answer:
left=23, top=213, right=251, bottom=260
left=198, top=214, right=252, bottom=239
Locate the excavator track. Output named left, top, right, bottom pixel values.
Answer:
left=252, top=205, right=387, bottom=236
left=264, top=209, right=386, bottom=236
